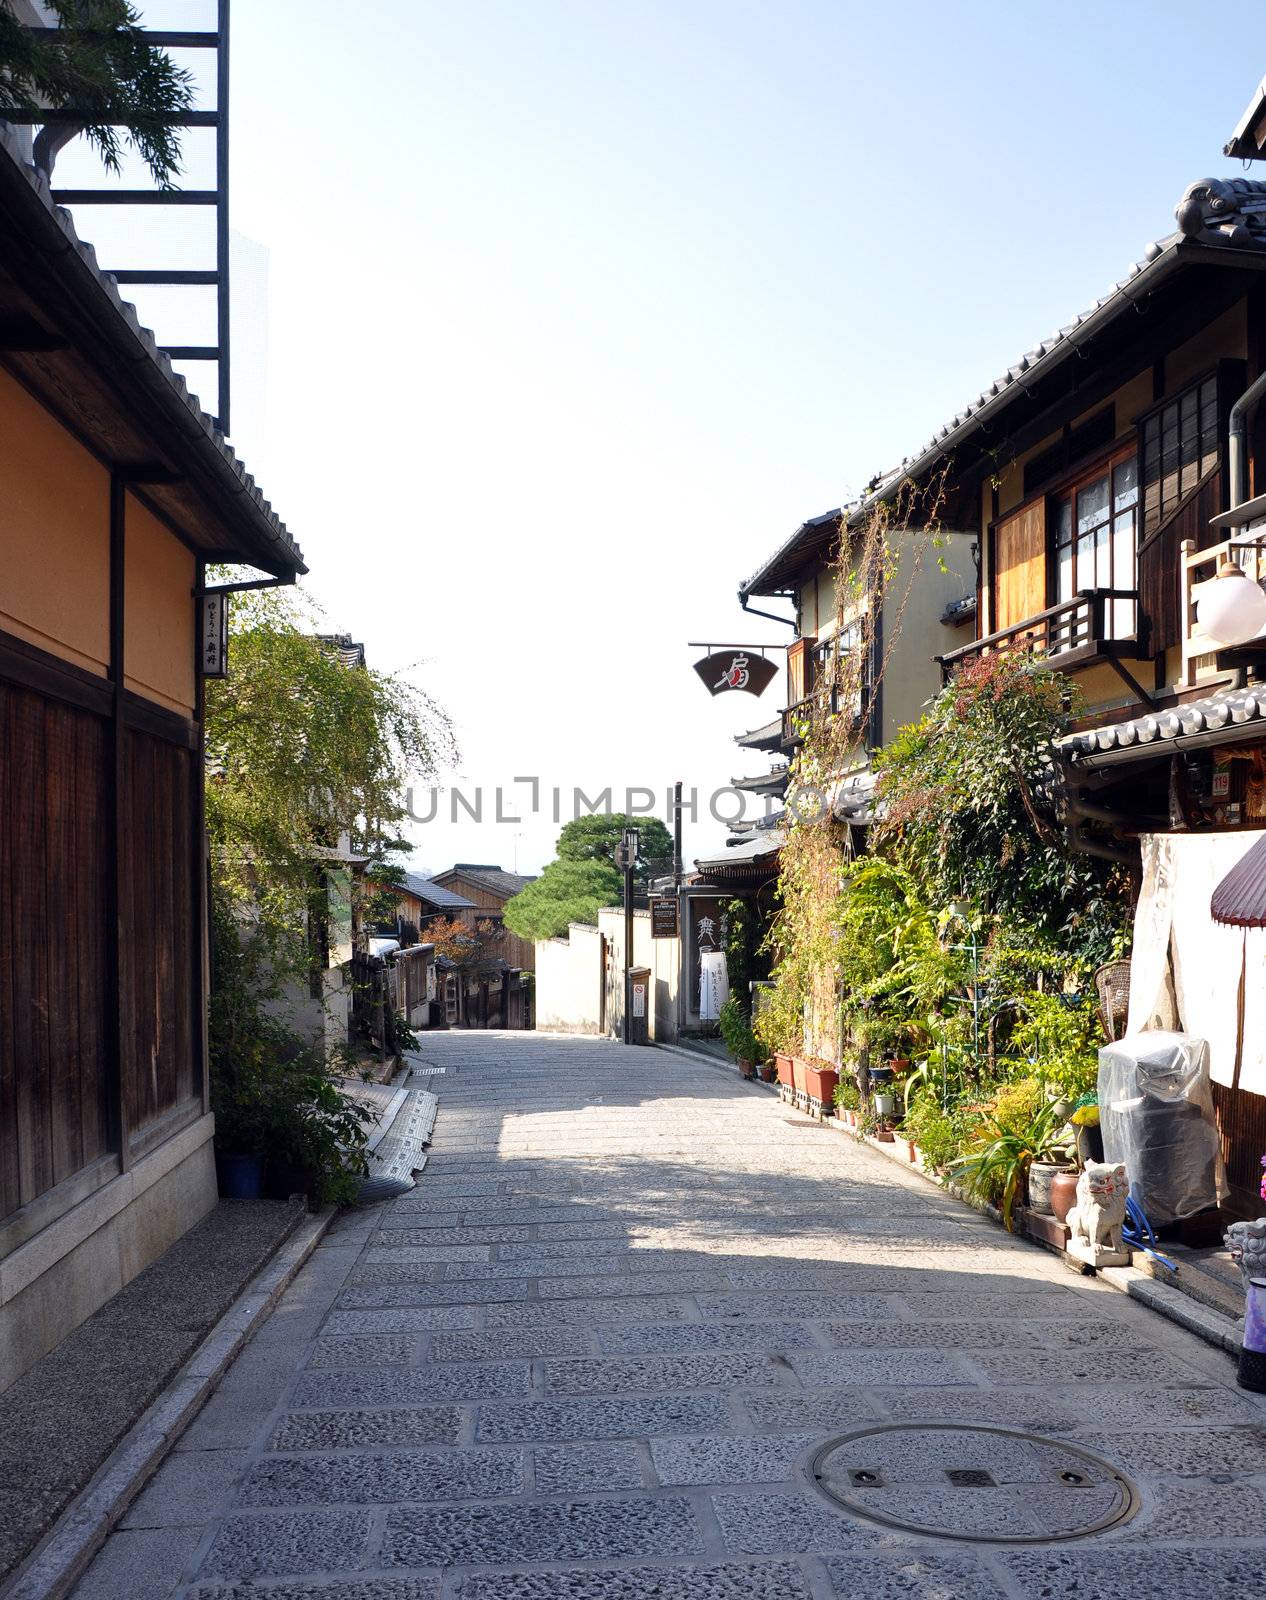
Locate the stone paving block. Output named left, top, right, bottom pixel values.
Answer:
left=597, top=1320, right=819, bottom=1355
left=787, top=1350, right=972, bottom=1387
left=822, top=1551, right=1010, bottom=1598
left=188, top=1582, right=438, bottom=1600
left=483, top=1294, right=692, bottom=1329
left=532, top=1219, right=628, bottom=1240
left=499, top=1237, right=634, bottom=1260
left=1031, top=1318, right=1157, bottom=1350
left=889, top=1289, right=1070, bottom=1319
left=538, top=1270, right=729, bottom=1299
left=869, top=1387, right=1094, bottom=1433
left=381, top=1496, right=704, bottom=1566
left=1118, top=1480, right=1266, bottom=1539
left=431, top=1326, right=595, bottom=1362
left=322, top=1306, right=478, bottom=1335
left=376, top=1226, right=533, bottom=1246
left=198, top=1510, right=373, bottom=1580
left=240, top=1447, right=523, bottom=1506
left=966, top=1348, right=1201, bottom=1387
left=337, top=1280, right=529, bottom=1307
left=822, top=1320, right=1042, bottom=1350
left=650, top=1431, right=819, bottom=1485
left=531, top=1441, right=645, bottom=1493
left=699, top=1292, right=898, bottom=1321
left=444, top=1258, right=625, bottom=1281
left=462, top=1207, right=607, bottom=1226
left=364, top=1245, right=492, bottom=1264
left=1001, top=1548, right=1266, bottom=1599
left=71, top=1527, right=205, bottom=1600
left=1079, top=1425, right=1266, bottom=1477
left=456, top=1561, right=812, bottom=1599
left=308, top=1334, right=415, bottom=1368
left=740, top=1387, right=881, bottom=1433
left=1048, top=1383, right=1266, bottom=1429
left=712, top=1491, right=896, bottom=1554
left=268, top=1405, right=464, bottom=1451
left=410, top=1178, right=503, bottom=1197
left=292, top=1362, right=530, bottom=1408
left=120, top=1447, right=247, bottom=1529
left=543, top=1351, right=785, bottom=1395
left=477, top=1393, right=732, bottom=1442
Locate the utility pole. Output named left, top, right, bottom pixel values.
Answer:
left=672, top=780, right=683, bottom=889
left=618, top=824, right=639, bottom=1045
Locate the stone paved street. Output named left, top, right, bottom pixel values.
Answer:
left=72, top=1033, right=1266, bottom=1599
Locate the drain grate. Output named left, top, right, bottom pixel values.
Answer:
left=809, top=1422, right=1138, bottom=1544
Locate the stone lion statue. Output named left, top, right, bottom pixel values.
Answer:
left=1067, top=1161, right=1128, bottom=1260
left=1226, top=1219, right=1266, bottom=1291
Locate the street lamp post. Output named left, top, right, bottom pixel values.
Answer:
left=617, top=825, right=639, bottom=1045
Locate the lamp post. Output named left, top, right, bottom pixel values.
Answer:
left=617, top=825, right=639, bottom=1045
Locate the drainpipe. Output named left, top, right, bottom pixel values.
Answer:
left=1228, top=370, right=1266, bottom=509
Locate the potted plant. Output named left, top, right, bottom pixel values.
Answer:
left=719, top=996, right=763, bottom=1079
left=833, top=1075, right=861, bottom=1129
left=950, top=1085, right=1067, bottom=1230
left=802, top=1056, right=839, bottom=1105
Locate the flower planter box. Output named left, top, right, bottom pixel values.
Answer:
left=803, top=1063, right=838, bottom=1104
left=774, top=1054, right=794, bottom=1088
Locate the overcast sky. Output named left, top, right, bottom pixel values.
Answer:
left=71, top=1, right=1266, bottom=874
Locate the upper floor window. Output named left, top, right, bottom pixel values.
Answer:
left=1140, top=373, right=1219, bottom=536
left=1054, top=450, right=1138, bottom=637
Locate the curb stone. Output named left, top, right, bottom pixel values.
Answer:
left=0, top=1206, right=337, bottom=1600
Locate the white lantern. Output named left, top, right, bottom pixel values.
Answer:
left=1196, top=559, right=1266, bottom=648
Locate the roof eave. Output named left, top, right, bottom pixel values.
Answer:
left=0, top=129, right=305, bottom=578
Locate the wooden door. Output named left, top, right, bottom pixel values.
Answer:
left=992, top=502, right=1046, bottom=632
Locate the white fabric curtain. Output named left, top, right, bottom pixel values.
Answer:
left=1129, top=830, right=1266, bottom=1093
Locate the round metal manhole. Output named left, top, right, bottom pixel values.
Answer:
left=808, top=1423, right=1138, bottom=1544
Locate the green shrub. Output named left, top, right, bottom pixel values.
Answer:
left=900, top=1094, right=966, bottom=1172
left=719, top=995, right=763, bottom=1063
left=832, top=1074, right=861, bottom=1111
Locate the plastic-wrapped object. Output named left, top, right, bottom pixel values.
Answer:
left=1098, top=1031, right=1228, bottom=1224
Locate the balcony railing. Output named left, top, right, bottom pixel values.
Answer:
left=780, top=683, right=869, bottom=749
left=937, top=588, right=1143, bottom=680
left=1181, top=529, right=1266, bottom=686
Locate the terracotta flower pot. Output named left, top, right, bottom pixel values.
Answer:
left=774, top=1054, right=794, bottom=1087
left=1049, top=1167, right=1080, bottom=1225
left=1029, top=1160, right=1076, bottom=1218
left=804, top=1064, right=838, bottom=1103
left=791, top=1058, right=809, bottom=1095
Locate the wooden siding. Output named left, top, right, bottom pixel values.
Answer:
left=1137, top=464, right=1223, bottom=658
left=1212, top=1080, right=1266, bottom=1218
left=120, top=727, right=196, bottom=1135
left=0, top=682, right=111, bottom=1218
left=992, top=501, right=1047, bottom=631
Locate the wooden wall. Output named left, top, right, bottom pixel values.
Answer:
left=0, top=682, right=112, bottom=1217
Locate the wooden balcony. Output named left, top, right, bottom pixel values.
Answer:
left=1181, top=529, right=1266, bottom=686
left=937, top=588, right=1145, bottom=681
left=780, top=684, right=868, bottom=750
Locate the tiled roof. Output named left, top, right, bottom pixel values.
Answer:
left=741, top=179, right=1266, bottom=602
left=735, top=717, right=782, bottom=752
left=1060, top=685, right=1266, bottom=765
left=0, top=123, right=304, bottom=575
left=401, top=873, right=477, bottom=911
left=437, top=866, right=536, bottom=899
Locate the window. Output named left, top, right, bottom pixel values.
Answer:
left=1140, top=373, right=1220, bottom=535
left=1053, top=451, right=1139, bottom=638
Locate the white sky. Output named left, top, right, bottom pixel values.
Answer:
left=65, top=1, right=1266, bottom=874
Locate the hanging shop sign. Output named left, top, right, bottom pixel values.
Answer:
left=692, top=649, right=778, bottom=698
left=651, top=897, right=680, bottom=939
left=200, top=592, right=228, bottom=678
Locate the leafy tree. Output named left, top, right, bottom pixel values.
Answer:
left=556, top=813, right=674, bottom=888
left=503, top=859, right=623, bottom=942
left=205, top=585, right=454, bottom=964
left=872, top=650, right=1129, bottom=968
left=426, top=915, right=504, bottom=973
left=0, top=1, right=193, bottom=185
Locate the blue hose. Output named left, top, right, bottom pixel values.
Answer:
left=1122, top=1196, right=1178, bottom=1273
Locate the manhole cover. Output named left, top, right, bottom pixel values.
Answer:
left=809, top=1423, right=1138, bottom=1544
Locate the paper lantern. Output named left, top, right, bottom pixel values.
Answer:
left=1197, top=559, right=1266, bottom=648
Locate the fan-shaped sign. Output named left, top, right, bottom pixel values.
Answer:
left=693, top=651, right=777, bottom=698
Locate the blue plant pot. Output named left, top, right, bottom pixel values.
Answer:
left=216, top=1152, right=264, bottom=1199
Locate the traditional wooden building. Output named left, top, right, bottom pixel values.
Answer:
left=0, top=128, right=304, bottom=1386
left=429, top=864, right=538, bottom=972
left=849, top=89, right=1266, bottom=1215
